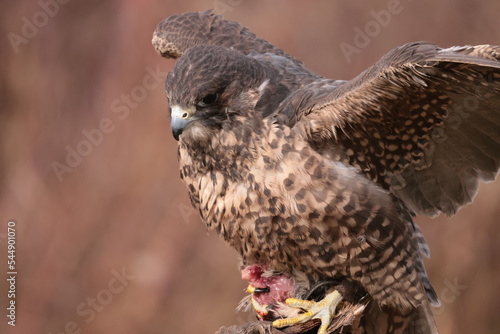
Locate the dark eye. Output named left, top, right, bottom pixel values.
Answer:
left=197, top=93, right=219, bottom=108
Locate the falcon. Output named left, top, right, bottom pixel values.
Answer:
left=152, top=11, right=500, bottom=334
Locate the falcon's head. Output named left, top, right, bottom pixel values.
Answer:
left=165, top=45, right=278, bottom=143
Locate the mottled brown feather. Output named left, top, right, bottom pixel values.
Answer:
left=279, top=42, right=500, bottom=216
left=153, top=11, right=500, bottom=334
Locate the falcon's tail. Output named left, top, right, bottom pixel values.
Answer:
left=404, top=303, right=439, bottom=334
left=360, top=300, right=438, bottom=334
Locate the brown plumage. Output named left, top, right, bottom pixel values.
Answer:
left=152, top=10, right=500, bottom=334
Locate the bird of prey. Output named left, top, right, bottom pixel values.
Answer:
left=152, top=10, right=500, bottom=334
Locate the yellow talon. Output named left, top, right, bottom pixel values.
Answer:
left=247, top=284, right=270, bottom=318
left=251, top=296, right=268, bottom=317
left=272, top=290, right=343, bottom=334
left=284, top=297, right=316, bottom=309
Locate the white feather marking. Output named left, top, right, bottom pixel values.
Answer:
left=189, top=124, right=210, bottom=141
left=258, top=79, right=270, bottom=96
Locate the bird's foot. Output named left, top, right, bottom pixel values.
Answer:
left=272, top=290, right=343, bottom=334
left=247, top=284, right=272, bottom=319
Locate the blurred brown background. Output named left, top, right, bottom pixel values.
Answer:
left=1, top=1, right=499, bottom=334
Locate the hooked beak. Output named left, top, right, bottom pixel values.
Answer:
left=170, top=105, right=195, bottom=141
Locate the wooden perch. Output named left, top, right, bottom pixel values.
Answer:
left=215, top=301, right=366, bottom=334
left=215, top=320, right=321, bottom=334
left=216, top=279, right=368, bottom=334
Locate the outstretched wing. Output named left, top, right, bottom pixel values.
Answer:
left=152, top=10, right=301, bottom=65
left=152, top=11, right=324, bottom=111
left=280, top=42, right=500, bottom=216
